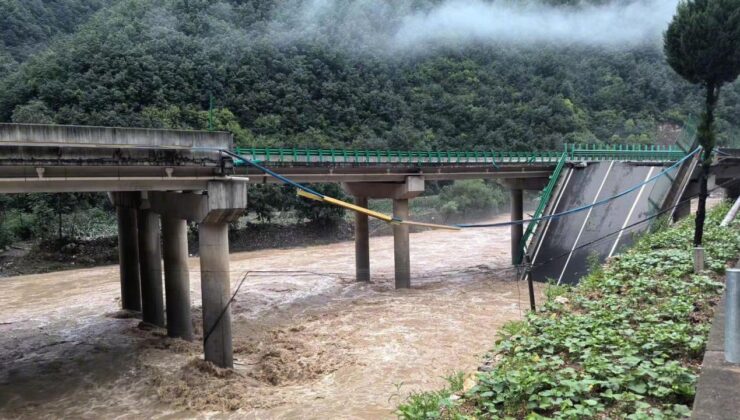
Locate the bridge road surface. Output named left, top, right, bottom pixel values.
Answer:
left=529, top=161, right=671, bottom=285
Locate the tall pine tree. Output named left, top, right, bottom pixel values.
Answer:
left=664, top=0, right=740, bottom=245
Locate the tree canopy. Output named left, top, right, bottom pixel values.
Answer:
left=664, top=0, right=740, bottom=87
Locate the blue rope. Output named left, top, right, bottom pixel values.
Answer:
left=456, top=147, right=701, bottom=229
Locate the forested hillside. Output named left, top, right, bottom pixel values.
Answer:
left=0, top=0, right=738, bottom=150
left=0, top=0, right=114, bottom=78
left=1, top=0, right=739, bottom=250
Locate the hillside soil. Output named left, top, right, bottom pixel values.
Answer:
left=0, top=213, right=539, bottom=419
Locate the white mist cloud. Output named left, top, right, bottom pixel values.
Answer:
left=393, top=0, right=680, bottom=49
left=268, top=0, right=680, bottom=53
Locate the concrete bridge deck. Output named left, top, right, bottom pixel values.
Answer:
left=1, top=123, right=689, bottom=193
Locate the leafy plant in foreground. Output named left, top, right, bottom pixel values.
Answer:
left=397, top=203, right=739, bottom=419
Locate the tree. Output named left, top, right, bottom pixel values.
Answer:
left=664, top=0, right=740, bottom=245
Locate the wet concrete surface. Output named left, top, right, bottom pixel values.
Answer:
left=0, top=213, right=540, bottom=419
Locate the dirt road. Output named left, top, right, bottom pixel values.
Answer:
left=0, top=214, right=538, bottom=419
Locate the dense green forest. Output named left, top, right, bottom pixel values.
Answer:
left=1, top=0, right=739, bottom=149
left=0, top=0, right=114, bottom=78
left=1, top=0, right=739, bottom=248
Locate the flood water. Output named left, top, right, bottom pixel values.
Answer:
left=0, top=214, right=540, bottom=419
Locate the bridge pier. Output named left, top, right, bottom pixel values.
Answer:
left=147, top=181, right=247, bottom=368
left=161, top=216, right=193, bottom=341
left=354, top=196, right=370, bottom=282
left=510, top=188, right=524, bottom=265
left=137, top=208, right=165, bottom=327
left=725, top=183, right=740, bottom=201
left=199, top=222, right=233, bottom=368
left=343, top=177, right=424, bottom=288
left=673, top=197, right=691, bottom=222
left=115, top=193, right=141, bottom=312
left=393, top=198, right=411, bottom=288
left=498, top=178, right=549, bottom=266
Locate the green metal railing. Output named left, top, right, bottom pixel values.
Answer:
left=567, top=143, right=685, bottom=161
left=233, top=146, right=566, bottom=165
left=232, top=143, right=686, bottom=166
left=516, top=152, right=569, bottom=264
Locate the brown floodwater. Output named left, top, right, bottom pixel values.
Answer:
left=0, top=214, right=541, bottom=419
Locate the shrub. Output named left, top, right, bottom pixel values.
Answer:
left=436, top=180, right=506, bottom=218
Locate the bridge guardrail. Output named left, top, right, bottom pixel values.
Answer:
left=233, top=147, right=566, bottom=165
left=567, top=143, right=685, bottom=162
left=233, top=144, right=686, bottom=166
left=517, top=152, right=569, bottom=264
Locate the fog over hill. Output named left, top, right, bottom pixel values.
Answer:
left=275, top=0, right=680, bottom=51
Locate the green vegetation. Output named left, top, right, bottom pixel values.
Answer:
left=397, top=203, right=740, bottom=419
left=0, top=0, right=113, bottom=78
left=436, top=180, right=507, bottom=219
left=364, top=181, right=508, bottom=222
left=0, top=193, right=112, bottom=249
left=664, top=0, right=740, bottom=246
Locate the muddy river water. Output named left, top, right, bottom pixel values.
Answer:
left=0, top=214, right=541, bottom=419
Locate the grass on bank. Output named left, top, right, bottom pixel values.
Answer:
left=397, top=202, right=740, bottom=419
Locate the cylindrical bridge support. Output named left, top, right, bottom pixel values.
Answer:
left=393, top=198, right=411, bottom=289
left=354, top=196, right=370, bottom=282
left=673, top=197, right=691, bottom=222
left=725, top=268, right=740, bottom=363
left=162, top=216, right=193, bottom=341
left=138, top=209, right=165, bottom=327
left=510, top=188, right=524, bottom=265
left=117, top=202, right=141, bottom=312
left=199, top=222, right=233, bottom=368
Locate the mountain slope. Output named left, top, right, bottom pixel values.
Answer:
left=0, top=0, right=738, bottom=149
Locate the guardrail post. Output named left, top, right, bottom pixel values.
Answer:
left=725, top=268, right=740, bottom=363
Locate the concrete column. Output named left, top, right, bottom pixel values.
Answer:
left=354, top=196, right=370, bottom=282
left=199, top=222, right=233, bottom=368
left=393, top=198, right=411, bottom=289
left=673, top=197, right=691, bottom=222
left=162, top=216, right=193, bottom=341
left=725, top=184, right=740, bottom=201
left=117, top=204, right=141, bottom=311
left=511, top=188, right=524, bottom=265
left=138, top=210, right=165, bottom=327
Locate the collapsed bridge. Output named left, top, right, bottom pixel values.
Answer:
left=1, top=122, right=737, bottom=368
